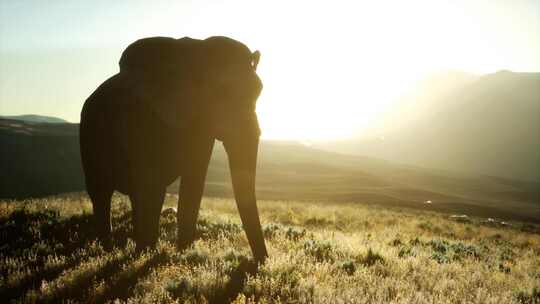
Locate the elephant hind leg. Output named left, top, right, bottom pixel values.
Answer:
left=87, top=185, right=114, bottom=245
left=130, top=187, right=165, bottom=252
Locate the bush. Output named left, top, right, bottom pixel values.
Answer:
left=180, top=249, right=208, bottom=266
left=451, top=242, right=480, bottom=260
left=398, top=247, right=414, bottom=258
left=389, top=238, right=403, bottom=247
left=303, top=239, right=336, bottom=262
left=358, top=248, right=385, bottom=266
left=285, top=226, right=307, bottom=241
left=340, top=260, right=356, bottom=275
left=431, top=252, right=450, bottom=264
left=428, top=239, right=480, bottom=262
left=262, top=223, right=283, bottom=238
left=196, top=219, right=241, bottom=240
left=410, top=237, right=421, bottom=246
left=428, top=239, right=449, bottom=254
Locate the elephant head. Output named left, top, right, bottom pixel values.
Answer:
left=117, top=36, right=267, bottom=261
left=199, top=37, right=267, bottom=261
left=117, top=36, right=262, bottom=134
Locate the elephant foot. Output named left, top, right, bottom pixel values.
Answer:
left=100, top=236, right=114, bottom=252
left=95, top=229, right=113, bottom=251
left=254, top=253, right=268, bottom=266
left=176, top=236, right=195, bottom=253
left=134, top=238, right=158, bottom=254
left=176, top=225, right=198, bottom=252
left=135, top=243, right=155, bottom=254
left=239, top=259, right=260, bottom=276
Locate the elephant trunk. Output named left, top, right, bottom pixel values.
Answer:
left=224, top=135, right=268, bottom=263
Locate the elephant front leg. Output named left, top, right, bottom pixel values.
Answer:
left=176, top=183, right=203, bottom=251
left=176, top=138, right=215, bottom=252
left=130, top=187, right=166, bottom=252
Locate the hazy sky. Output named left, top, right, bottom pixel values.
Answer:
left=1, top=0, right=539, bottom=139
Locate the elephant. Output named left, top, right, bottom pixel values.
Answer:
left=79, top=36, right=268, bottom=263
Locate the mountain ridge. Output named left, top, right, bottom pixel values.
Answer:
left=0, top=114, right=69, bottom=124
left=315, top=70, right=540, bottom=182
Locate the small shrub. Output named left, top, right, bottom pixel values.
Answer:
left=428, top=239, right=449, bottom=254
left=196, top=220, right=241, bottom=240
left=303, top=239, right=336, bottom=262
left=428, top=239, right=480, bottom=262
left=431, top=252, right=450, bottom=264
left=340, top=260, right=356, bottom=275
left=245, top=264, right=305, bottom=301
left=358, top=248, right=385, bottom=267
left=389, top=238, right=403, bottom=247
left=500, top=247, right=515, bottom=262
left=181, top=249, right=208, bottom=266
left=398, top=247, right=414, bottom=258
left=262, top=223, right=283, bottom=238
left=223, top=250, right=250, bottom=272
left=285, top=226, right=306, bottom=241
left=410, top=237, right=421, bottom=246
left=451, top=242, right=480, bottom=259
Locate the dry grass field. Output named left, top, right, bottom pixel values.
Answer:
left=1, top=193, right=539, bottom=303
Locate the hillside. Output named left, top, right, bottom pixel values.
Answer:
left=0, top=119, right=83, bottom=198
left=1, top=118, right=539, bottom=223
left=1, top=194, right=539, bottom=303
left=317, top=70, right=540, bottom=182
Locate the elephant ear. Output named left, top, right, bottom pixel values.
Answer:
left=117, top=37, right=208, bottom=129
left=252, top=50, right=260, bottom=70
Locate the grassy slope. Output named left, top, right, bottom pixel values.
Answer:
left=1, top=193, right=539, bottom=303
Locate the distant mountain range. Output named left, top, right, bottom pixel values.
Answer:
left=0, top=114, right=69, bottom=124
left=1, top=116, right=538, bottom=223
left=316, top=70, right=540, bottom=182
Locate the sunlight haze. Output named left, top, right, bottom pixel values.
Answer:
left=1, top=0, right=539, bottom=140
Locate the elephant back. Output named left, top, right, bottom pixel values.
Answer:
left=115, top=37, right=207, bottom=129
left=119, top=36, right=201, bottom=77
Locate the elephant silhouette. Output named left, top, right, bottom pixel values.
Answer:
left=79, top=36, right=268, bottom=262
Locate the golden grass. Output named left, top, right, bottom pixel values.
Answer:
left=1, top=193, right=539, bottom=303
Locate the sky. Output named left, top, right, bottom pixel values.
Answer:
left=1, top=0, right=539, bottom=140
